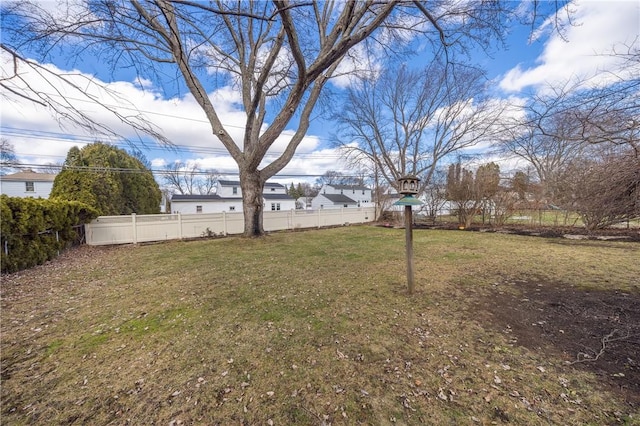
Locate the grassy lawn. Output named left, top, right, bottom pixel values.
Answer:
left=2, top=226, right=639, bottom=425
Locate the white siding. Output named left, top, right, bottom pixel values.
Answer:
left=266, top=199, right=296, bottom=211
left=0, top=180, right=54, bottom=198
left=171, top=199, right=243, bottom=214
left=318, top=185, right=372, bottom=206
left=217, top=183, right=241, bottom=197
left=311, top=194, right=330, bottom=210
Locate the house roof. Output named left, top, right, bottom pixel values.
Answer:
left=1, top=170, right=57, bottom=182
left=171, top=193, right=293, bottom=202
left=171, top=194, right=222, bottom=201
left=218, top=180, right=285, bottom=189
left=263, top=193, right=294, bottom=200
left=321, top=193, right=357, bottom=204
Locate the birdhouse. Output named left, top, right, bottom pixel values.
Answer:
left=397, top=175, right=420, bottom=195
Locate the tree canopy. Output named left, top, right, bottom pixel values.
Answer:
left=2, top=0, right=549, bottom=236
left=335, top=61, right=506, bottom=193
left=51, top=143, right=161, bottom=215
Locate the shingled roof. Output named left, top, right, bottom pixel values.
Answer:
left=321, top=193, right=357, bottom=204
left=1, top=170, right=57, bottom=182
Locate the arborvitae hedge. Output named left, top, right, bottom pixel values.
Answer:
left=0, top=196, right=98, bottom=273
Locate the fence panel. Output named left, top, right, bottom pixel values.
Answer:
left=85, top=207, right=375, bottom=245
left=263, top=210, right=291, bottom=231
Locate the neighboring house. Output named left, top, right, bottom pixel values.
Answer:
left=311, top=184, right=372, bottom=209
left=296, top=196, right=313, bottom=210
left=0, top=170, right=56, bottom=198
left=170, top=180, right=295, bottom=214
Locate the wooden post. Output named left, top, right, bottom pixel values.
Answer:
left=405, top=205, right=414, bottom=294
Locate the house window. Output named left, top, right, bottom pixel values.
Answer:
left=277, top=203, right=281, bottom=211
left=362, top=190, right=365, bottom=195
left=232, top=187, right=238, bottom=195
left=229, top=206, right=235, bottom=211
left=196, top=205, right=203, bottom=213
left=271, top=203, right=281, bottom=211
left=271, top=187, right=276, bottom=192
left=343, top=204, right=348, bottom=208
left=25, top=181, right=35, bottom=192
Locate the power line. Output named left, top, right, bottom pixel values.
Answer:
left=2, top=89, right=339, bottom=145
left=1, top=126, right=346, bottom=159
left=8, top=162, right=361, bottom=179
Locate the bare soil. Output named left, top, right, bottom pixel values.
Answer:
left=474, top=277, right=640, bottom=409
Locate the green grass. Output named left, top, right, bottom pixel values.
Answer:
left=1, top=226, right=638, bottom=425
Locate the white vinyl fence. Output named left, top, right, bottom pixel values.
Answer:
left=85, top=207, right=376, bottom=246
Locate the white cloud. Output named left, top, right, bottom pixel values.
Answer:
left=499, top=0, right=639, bottom=93
left=0, top=50, right=331, bottom=178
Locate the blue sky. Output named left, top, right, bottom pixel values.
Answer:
left=1, top=1, right=638, bottom=186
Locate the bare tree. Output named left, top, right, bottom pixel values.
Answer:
left=446, top=162, right=500, bottom=228
left=0, top=139, right=20, bottom=173
left=162, top=161, right=219, bottom=195
left=419, top=167, right=448, bottom=223
left=0, top=44, right=170, bottom=146
left=496, top=62, right=640, bottom=199
left=553, top=147, right=640, bottom=230
left=3, top=1, right=565, bottom=236
left=197, top=169, right=219, bottom=196
left=496, top=89, right=587, bottom=200
left=335, top=61, right=507, bottom=195
left=315, top=170, right=365, bottom=187
left=490, top=178, right=520, bottom=227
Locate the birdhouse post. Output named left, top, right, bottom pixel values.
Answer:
left=393, top=176, right=422, bottom=294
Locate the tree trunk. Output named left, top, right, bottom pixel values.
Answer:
left=240, top=170, right=266, bottom=237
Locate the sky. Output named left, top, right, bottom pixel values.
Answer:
left=1, top=0, right=638, bottom=186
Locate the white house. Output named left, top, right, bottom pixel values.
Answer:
left=311, top=184, right=372, bottom=209
left=0, top=170, right=56, bottom=198
left=170, top=180, right=295, bottom=214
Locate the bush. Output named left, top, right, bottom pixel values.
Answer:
left=0, top=196, right=98, bottom=273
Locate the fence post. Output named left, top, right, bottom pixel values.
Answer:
left=178, top=213, right=183, bottom=240
left=317, top=208, right=321, bottom=228
left=132, top=213, right=137, bottom=244
left=223, top=211, right=227, bottom=235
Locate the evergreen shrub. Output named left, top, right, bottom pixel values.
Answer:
left=0, top=195, right=98, bottom=273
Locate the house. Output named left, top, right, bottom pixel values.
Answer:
left=296, top=196, right=313, bottom=210
left=170, top=180, right=295, bottom=214
left=0, top=170, right=56, bottom=198
left=311, top=184, right=372, bottom=209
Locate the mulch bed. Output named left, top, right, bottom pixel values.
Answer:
left=416, top=223, right=640, bottom=242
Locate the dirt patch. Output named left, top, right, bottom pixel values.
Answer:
left=475, top=278, right=640, bottom=409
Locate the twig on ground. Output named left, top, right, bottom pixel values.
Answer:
left=570, top=330, right=639, bottom=364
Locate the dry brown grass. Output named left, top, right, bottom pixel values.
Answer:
left=1, top=226, right=638, bottom=425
